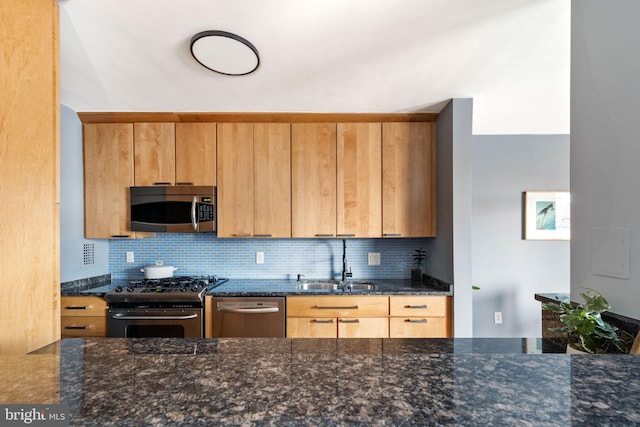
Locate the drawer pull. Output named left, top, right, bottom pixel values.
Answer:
left=231, top=234, right=252, bottom=237
left=339, top=319, right=360, bottom=324
left=314, top=234, right=334, bottom=237
left=315, top=305, right=358, bottom=310
left=336, top=234, right=356, bottom=237
left=254, top=234, right=272, bottom=238
left=383, top=233, right=402, bottom=237
left=313, top=319, right=334, bottom=324
left=176, top=182, right=194, bottom=186
left=65, top=325, right=89, bottom=330
left=65, top=306, right=89, bottom=310
left=406, top=305, right=428, bottom=309
left=406, top=319, right=428, bottom=323
left=153, top=182, right=172, bottom=186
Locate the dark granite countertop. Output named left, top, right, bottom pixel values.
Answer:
left=208, top=278, right=453, bottom=297
left=4, top=337, right=640, bottom=426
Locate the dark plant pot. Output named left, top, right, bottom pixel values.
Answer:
left=411, top=269, right=423, bottom=282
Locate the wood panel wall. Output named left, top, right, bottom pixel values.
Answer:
left=0, top=0, right=60, bottom=354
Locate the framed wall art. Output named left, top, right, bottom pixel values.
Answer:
left=522, top=191, right=570, bottom=240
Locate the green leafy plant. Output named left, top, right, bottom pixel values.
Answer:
left=542, top=289, right=628, bottom=354
left=412, top=248, right=426, bottom=269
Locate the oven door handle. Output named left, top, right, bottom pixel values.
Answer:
left=216, top=307, right=280, bottom=314
left=191, top=196, right=197, bottom=231
left=111, top=313, right=199, bottom=320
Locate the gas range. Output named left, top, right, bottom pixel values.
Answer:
left=105, top=276, right=227, bottom=308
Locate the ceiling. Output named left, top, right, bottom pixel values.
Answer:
left=58, top=0, right=570, bottom=135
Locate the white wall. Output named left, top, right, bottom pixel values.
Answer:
left=472, top=134, right=570, bottom=337
left=571, top=1, right=640, bottom=320
left=60, top=105, right=109, bottom=281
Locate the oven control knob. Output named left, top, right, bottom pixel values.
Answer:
left=115, top=286, right=123, bottom=293
left=127, top=286, right=134, bottom=292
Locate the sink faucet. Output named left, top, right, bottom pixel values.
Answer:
left=341, top=239, right=352, bottom=283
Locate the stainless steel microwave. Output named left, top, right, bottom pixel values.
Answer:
left=130, top=186, right=216, bottom=233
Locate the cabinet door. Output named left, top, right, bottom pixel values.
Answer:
left=338, top=317, right=388, bottom=338
left=382, top=122, right=436, bottom=237
left=217, top=123, right=254, bottom=237
left=287, top=317, right=337, bottom=338
left=61, top=317, right=107, bottom=337
left=84, top=123, right=135, bottom=238
left=287, top=296, right=389, bottom=317
left=292, top=123, right=337, bottom=238
left=389, top=296, right=449, bottom=317
left=134, top=122, right=176, bottom=186
left=389, top=317, right=450, bottom=338
left=61, top=296, right=108, bottom=316
left=337, top=123, right=382, bottom=237
left=254, top=123, right=291, bottom=238
left=175, top=122, right=216, bottom=185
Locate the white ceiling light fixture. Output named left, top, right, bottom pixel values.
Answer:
left=190, top=30, right=260, bottom=76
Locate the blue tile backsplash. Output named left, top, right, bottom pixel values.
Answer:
left=109, top=235, right=433, bottom=281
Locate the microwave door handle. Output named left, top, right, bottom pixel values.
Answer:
left=191, top=196, right=197, bottom=231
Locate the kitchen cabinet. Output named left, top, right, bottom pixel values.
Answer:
left=175, top=122, right=217, bottom=185
left=337, top=123, right=382, bottom=238
left=291, top=123, right=337, bottom=238
left=84, top=123, right=140, bottom=238
left=286, top=296, right=389, bottom=338
left=389, top=296, right=452, bottom=338
left=134, top=122, right=176, bottom=186
left=382, top=122, right=436, bottom=237
left=217, top=123, right=291, bottom=238
left=60, top=296, right=108, bottom=338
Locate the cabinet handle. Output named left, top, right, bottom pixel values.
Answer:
left=406, top=319, right=428, bottom=323
left=111, top=235, right=132, bottom=238
left=313, top=319, right=334, bottom=324
left=336, top=234, right=355, bottom=237
left=65, top=306, right=88, bottom=310
left=315, top=305, right=358, bottom=310
left=314, top=234, right=334, bottom=237
left=383, top=233, right=402, bottom=237
left=65, top=325, right=89, bottom=330
left=231, top=234, right=252, bottom=237
left=339, top=319, right=360, bottom=324
left=254, top=234, right=272, bottom=238
left=176, top=182, right=194, bottom=186
left=153, top=182, right=172, bottom=185
left=406, top=305, right=428, bottom=309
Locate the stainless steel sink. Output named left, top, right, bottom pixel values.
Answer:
left=296, top=282, right=341, bottom=291
left=295, top=281, right=377, bottom=291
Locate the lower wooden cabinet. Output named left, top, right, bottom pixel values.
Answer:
left=60, top=296, right=108, bottom=338
left=389, top=296, right=452, bottom=338
left=286, top=295, right=451, bottom=338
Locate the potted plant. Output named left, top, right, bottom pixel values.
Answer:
left=411, top=248, right=426, bottom=282
left=542, top=289, right=628, bottom=354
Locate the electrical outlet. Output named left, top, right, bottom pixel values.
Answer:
left=126, top=251, right=134, bottom=263
left=494, top=312, right=503, bottom=324
left=368, top=252, right=381, bottom=266
left=256, top=252, right=264, bottom=264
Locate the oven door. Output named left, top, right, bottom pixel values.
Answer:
left=108, top=308, right=203, bottom=338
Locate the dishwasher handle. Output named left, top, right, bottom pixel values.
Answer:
left=216, top=307, right=280, bottom=314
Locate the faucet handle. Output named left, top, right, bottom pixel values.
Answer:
left=297, top=274, right=305, bottom=282
left=345, top=267, right=353, bottom=279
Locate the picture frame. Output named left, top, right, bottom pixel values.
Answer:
left=522, top=191, right=570, bottom=240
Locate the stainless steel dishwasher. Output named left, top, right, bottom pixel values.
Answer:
left=211, top=297, right=286, bottom=337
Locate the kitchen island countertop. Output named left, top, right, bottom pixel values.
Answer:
left=3, top=337, right=640, bottom=426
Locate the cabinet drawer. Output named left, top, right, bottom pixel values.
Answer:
left=389, top=296, right=449, bottom=317
left=389, top=317, right=449, bottom=338
left=287, top=296, right=388, bottom=317
left=287, top=317, right=337, bottom=338
left=61, top=296, right=108, bottom=316
left=61, top=316, right=107, bottom=337
left=338, top=317, right=388, bottom=338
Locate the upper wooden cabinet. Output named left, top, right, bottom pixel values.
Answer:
left=337, top=123, right=382, bottom=238
left=254, top=123, right=291, bottom=237
left=217, top=123, right=291, bottom=238
left=83, top=123, right=136, bottom=238
left=292, top=123, right=337, bottom=238
left=382, top=122, right=436, bottom=237
left=175, top=122, right=217, bottom=186
left=134, top=122, right=176, bottom=186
